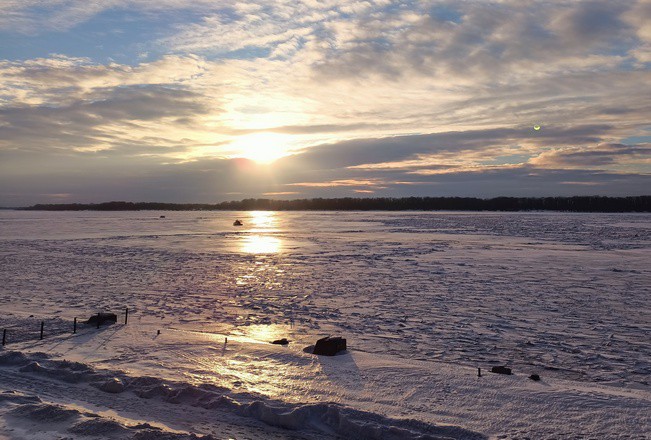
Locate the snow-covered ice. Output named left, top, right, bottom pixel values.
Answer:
left=0, top=210, right=649, bottom=439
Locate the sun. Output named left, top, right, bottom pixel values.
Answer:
left=230, top=132, right=291, bottom=164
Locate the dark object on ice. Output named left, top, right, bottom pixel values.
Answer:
left=313, top=336, right=347, bottom=356
left=477, top=367, right=481, bottom=377
left=271, top=338, right=289, bottom=345
left=86, top=313, right=117, bottom=326
left=529, top=374, right=541, bottom=381
left=490, top=366, right=512, bottom=375
left=233, top=219, right=243, bottom=226
left=160, top=215, right=165, bottom=218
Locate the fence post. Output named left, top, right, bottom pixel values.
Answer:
left=125, top=307, right=129, bottom=325
left=73, top=317, right=77, bottom=334
left=2, top=329, right=6, bottom=346
left=40, top=321, right=44, bottom=340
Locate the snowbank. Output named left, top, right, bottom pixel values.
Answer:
left=0, top=350, right=484, bottom=439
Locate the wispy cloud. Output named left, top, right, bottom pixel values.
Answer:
left=530, top=143, right=651, bottom=170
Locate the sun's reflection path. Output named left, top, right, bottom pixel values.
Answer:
left=249, top=210, right=276, bottom=229
left=237, top=323, right=291, bottom=342
left=232, top=211, right=294, bottom=329
left=183, top=324, right=321, bottom=400
left=238, top=211, right=282, bottom=254
left=240, top=235, right=281, bottom=254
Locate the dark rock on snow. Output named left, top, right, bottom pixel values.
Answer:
left=491, top=366, right=512, bottom=375
left=313, top=336, right=346, bottom=356
left=86, top=313, right=117, bottom=326
left=271, top=338, right=289, bottom=345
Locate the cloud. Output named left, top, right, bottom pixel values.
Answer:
left=0, top=0, right=225, bottom=33
left=1, top=1, right=650, bottom=204
left=287, top=178, right=385, bottom=188
left=530, top=143, right=651, bottom=169
left=0, top=84, right=212, bottom=155
left=3, top=139, right=650, bottom=206
left=0, top=55, right=208, bottom=105
left=310, top=1, right=640, bottom=83
left=274, top=125, right=616, bottom=171
left=0, top=154, right=282, bottom=205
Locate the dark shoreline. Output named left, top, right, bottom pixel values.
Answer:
left=12, top=196, right=651, bottom=212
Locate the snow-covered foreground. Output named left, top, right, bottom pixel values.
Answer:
left=0, top=210, right=649, bottom=439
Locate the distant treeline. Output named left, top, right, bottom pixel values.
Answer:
left=19, top=196, right=651, bottom=212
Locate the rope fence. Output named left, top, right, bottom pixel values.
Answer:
left=0, top=308, right=129, bottom=347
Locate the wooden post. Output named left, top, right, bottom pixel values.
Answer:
left=73, top=317, right=77, bottom=334
left=125, top=308, right=129, bottom=325
left=2, top=329, right=6, bottom=346
left=478, top=367, right=482, bottom=377
left=40, top=321, right=44, bottom=340
left=96, top=313, right=100, bottom=329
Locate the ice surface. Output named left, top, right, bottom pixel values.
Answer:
left=0, top=210, right=649, bottom=438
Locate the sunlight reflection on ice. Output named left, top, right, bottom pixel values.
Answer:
left=234, top=323, right=294, bottom=342
left=249, top=210, right=276, bottom=229
left=240, top=235, right=281, bottom=253
left=238, top=211, right=282, bottom=253
left=185, top=324, right=306, bottom=399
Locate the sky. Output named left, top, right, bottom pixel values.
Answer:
left=1, top=0, right=650, bottom=205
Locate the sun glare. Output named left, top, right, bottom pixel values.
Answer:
left=230, top=132, right=291, bottom=164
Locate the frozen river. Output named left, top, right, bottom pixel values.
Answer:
left=0, top=210, right=650, bottom=439
left=1, top=210, right=649, bottom=386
